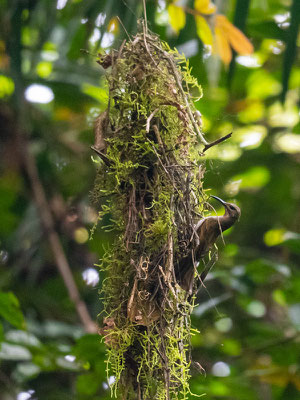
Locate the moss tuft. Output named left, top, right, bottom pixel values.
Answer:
left=93, top=25, right=208, bottom=399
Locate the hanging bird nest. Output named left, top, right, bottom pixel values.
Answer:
left=93, top=23, right=212, bottom=400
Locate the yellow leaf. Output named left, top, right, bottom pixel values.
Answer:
left=195, top=15, right=213, bottom=45
left=36, top=61, right=52, bottom=78
left=194, top=0, right=216, bottom=15
left=168, top=4, right=186, bottom=34
left=0, top=75, right=15, bottom=97
left=216, top=15, right=253, bottom=55
left=215, top=26, right=232, bottom=64
left=107, top=17, right=119, bottom=34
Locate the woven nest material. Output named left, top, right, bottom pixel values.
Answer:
left=93, top=25, right=209, bottom=400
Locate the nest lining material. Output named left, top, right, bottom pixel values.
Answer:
left=93, top=27, right=209, bottom=400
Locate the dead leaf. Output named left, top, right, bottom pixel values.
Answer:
left=215, top=26, right=232, bottom=65
left=216, top=15, right=254, bottom=56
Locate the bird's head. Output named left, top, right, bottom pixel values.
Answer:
left=211, top=195, right=241, bottom=222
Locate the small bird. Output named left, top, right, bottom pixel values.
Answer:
left=175, top=196, right=241, bottom=293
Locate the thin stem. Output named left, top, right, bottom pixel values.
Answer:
left=6, top=0, right=97, bottom=335
left=202, top=132, right=232, bottom=153
left=143, top=0, right=148, bottom=31
left=116, top=16, right=131, bottom=40
left=21, top=136, right=97, bottom=334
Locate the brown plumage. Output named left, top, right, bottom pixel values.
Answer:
left=175, top=196, right=241, bottom=293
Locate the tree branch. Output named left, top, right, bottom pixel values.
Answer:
left=5, top=0, right=97, bottom=335
left=202, top=132, right=232, bottom=153
left=21, top=136, right=97, bottom=334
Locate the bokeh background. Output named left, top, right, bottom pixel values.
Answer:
left=0, top=0, right=300, bottom=399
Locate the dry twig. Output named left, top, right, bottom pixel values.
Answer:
left=21, top=136, right=97, bottom=333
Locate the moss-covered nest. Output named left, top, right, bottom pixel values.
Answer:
left=93, top=23, right=211, bottom=400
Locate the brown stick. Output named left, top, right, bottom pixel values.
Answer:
left=143, top=0, right=148, bottom=32
left=91, top=145, right=111, bottom=166
left=146, top=108, right=159, bottom=133
left=21, top=137, right=97, bottom=334
left=202, top=132, right=232, bottom=153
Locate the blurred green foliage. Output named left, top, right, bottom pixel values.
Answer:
left=0, top=0, right=299, bottom=399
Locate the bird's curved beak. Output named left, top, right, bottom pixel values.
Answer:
left=211, top=195, right=226, bottom=206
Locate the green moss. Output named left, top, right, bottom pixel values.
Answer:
left=93, top=27, right=208, bottom=399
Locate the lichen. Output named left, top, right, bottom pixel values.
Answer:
left=93, top=25, right=209, bottom=399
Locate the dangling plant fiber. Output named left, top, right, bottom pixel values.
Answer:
left=93, top=23, right=209, bottom=400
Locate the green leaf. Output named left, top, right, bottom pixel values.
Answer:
left=232, top=166, right=270, bottom=191
left=5, top=329, right=41, bottom=347
left=67, top=23, right=88, bottom=60
left=249, top=21, right=288, bottom=41
left=76, top=372, right=102, bottom=395
left=72, top=334, right=105, bottom=364
left=0, top=291, right=25, bottom=329
left=15, top=362, right=41, bottom=380
left=220, top=338, right=241, bottom=356
left=282, top=232, right=300, bottom=254
left=0, top=342, right=31, bottom=360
